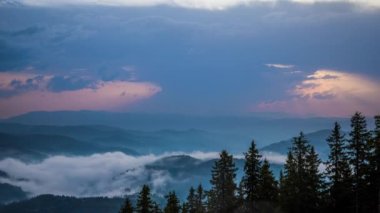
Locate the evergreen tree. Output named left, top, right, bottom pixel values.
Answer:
left=194, top=185, right=205, bottom=213
left=372, top=115, right=380, bottom=213
left=181, top=203, right=189, bottom=213
left=241, top=140, right=262, bottom=211
left=305, top=147, right=325, bottom=212
left=136, top=185, right=153, bottom=213
left=325, top=122, right=352, bottom=212
left=164, top=191, right=180, bottom=213
left=152, top=202, right=163, bottom=213
left=120, top=197, right=134, bottom=213
left=376, top=115, right=380, bottom=213
left=208, top=150, right=237, bottom=213
left=257, top=159, right=278, bottom=202
left=347, top=112, right=371, bottom=213
left=279, top=132, right=324, bottom=213
left=279, top=151, right=298, bottom=213
left=186, top=187, right=196, bottom=213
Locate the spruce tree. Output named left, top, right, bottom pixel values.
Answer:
left=208, top=150, right=237, bottom=213
left=305, top=147, right=325, bottom=212
left=164, top=191, right=180, bottom=213
left=325, top=122, right=353, bottom=212
left=279, top=132, right=324, bottom=213
left=152, top=202, right=163, bottom=213
left=194, top=185, right=205, bottom=213
left=186, top=187, right=196, bottom=213
left=120, top=197, right=134, bottom=213
left=241, top=140, right=262, bottom=211
left=136, top=185, right=153, bottom=213
left=347, top=112, right=371, bottom=213
left=279, top=151, right=298, bottom=213
left=181, top=203, right=189, bottom=213
left=257, top=159, right=278, bottom=202
left=373, top=115, right=380, bottom=213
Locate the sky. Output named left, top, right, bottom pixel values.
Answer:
left=0, top=0, right=380, bottom=118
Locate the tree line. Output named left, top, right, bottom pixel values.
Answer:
left=120, top=112, right=380, bottom=213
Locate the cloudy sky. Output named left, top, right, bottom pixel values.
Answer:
left=0, top=0, right=379, bottom=118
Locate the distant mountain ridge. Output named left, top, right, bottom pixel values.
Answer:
left=2, top=110, right=353, bottom=146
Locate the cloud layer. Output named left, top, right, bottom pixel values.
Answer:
left=0, top=72, right=161, bottom=118
left=0, top=151, right=286, bottom=197
left=4, top=0, right=380, bottom=10
left=254, top=70, right=380, bottom=117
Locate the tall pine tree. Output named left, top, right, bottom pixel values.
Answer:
left=136, top=185, right=154, bottom=213
left=241, top=140, right=262, bottom=211
left=347, top=112, right=371, bottom=213
left=257, top=159, right=278, bottom=202
left=373, top=115, right=380, bottom=213
left=164, top=191, right=180, bottom=213
left=208, top=150, right=237, bottom=213
left=279, top=132, right=324, bottom=213
left=120, top=197, right=134, bottom=213
left=325, top=122, right=352, bottom=212
left=194, top=185, right=206, bottom=213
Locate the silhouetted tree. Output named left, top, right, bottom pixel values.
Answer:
left=208, top=150, right=237, bottom=213
left=194, top=185, right=206, bottom=213
left=152, top=202, right=163, bottom=213
left=280, top=132, right=324, bottom=213
left=136, top=185, right=153, bottom=213
left=347, top=112, right=371, bottom=213
left=375, top=115, right=380, bottom=213
left=257, top=159, right=278, bottom=202
left=164, top=191, right=180, bottom=213
left=181, top=203, right=189, bottom=213
left=369, top=115, right=380, bottom=213
left=305, top=146, right=326, bottom=212
left=186, top=187, right=196, bottom=213
left=325, top=122, right=353, bottom=212
left=241, top=140, right=262, bottom=211
left=120, top=197, right=134, bottom=213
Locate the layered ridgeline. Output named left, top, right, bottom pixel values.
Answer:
left=0, top=112, right=379, bottom=213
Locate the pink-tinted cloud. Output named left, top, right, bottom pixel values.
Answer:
left=253, top=70, right=380, bottom=117
left=0, top=72, right=161, bottom=118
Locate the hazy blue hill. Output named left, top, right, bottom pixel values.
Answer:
left=0, top=132, right=138, bottom=160
left=0, top=123, right=128, bottom=141
left=0, top=183, right=27, bottom=204
left=0, top=123, right=246, bottom=155
left=261, top=129, right=332, bottom=160
left=2, top=110, right=353, bottom=145
left=0, top=194, right=124, bottom=213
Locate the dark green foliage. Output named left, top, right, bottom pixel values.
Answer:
left=370, top=115, right=380, bottom=213
left=152, top=202, right=163, bottom=213
left=136, top=185, right=154, bottom=213
left=347, top=112, right=371, bottom=213
left=208, top=150, right=237, bottom=213
left=185, top=187, right=196, bottom=213
left=194, top=185, right=206, bottom=213
left=181, top=203, right=189, bottom=213
left=183, top=184, right=205, bottom=213
left=325, top=122, right=353, bottom=212
left=279, top=132, right=325, bottom=213
left=120, top=197, right=134, bottom=213
left=164, top=192, right=180, bottom=213
left=241, top=140, right=262, bottom=211
left=375, top=115, right=380, bottom=213
left=257, top=159, right=278, bottom=202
